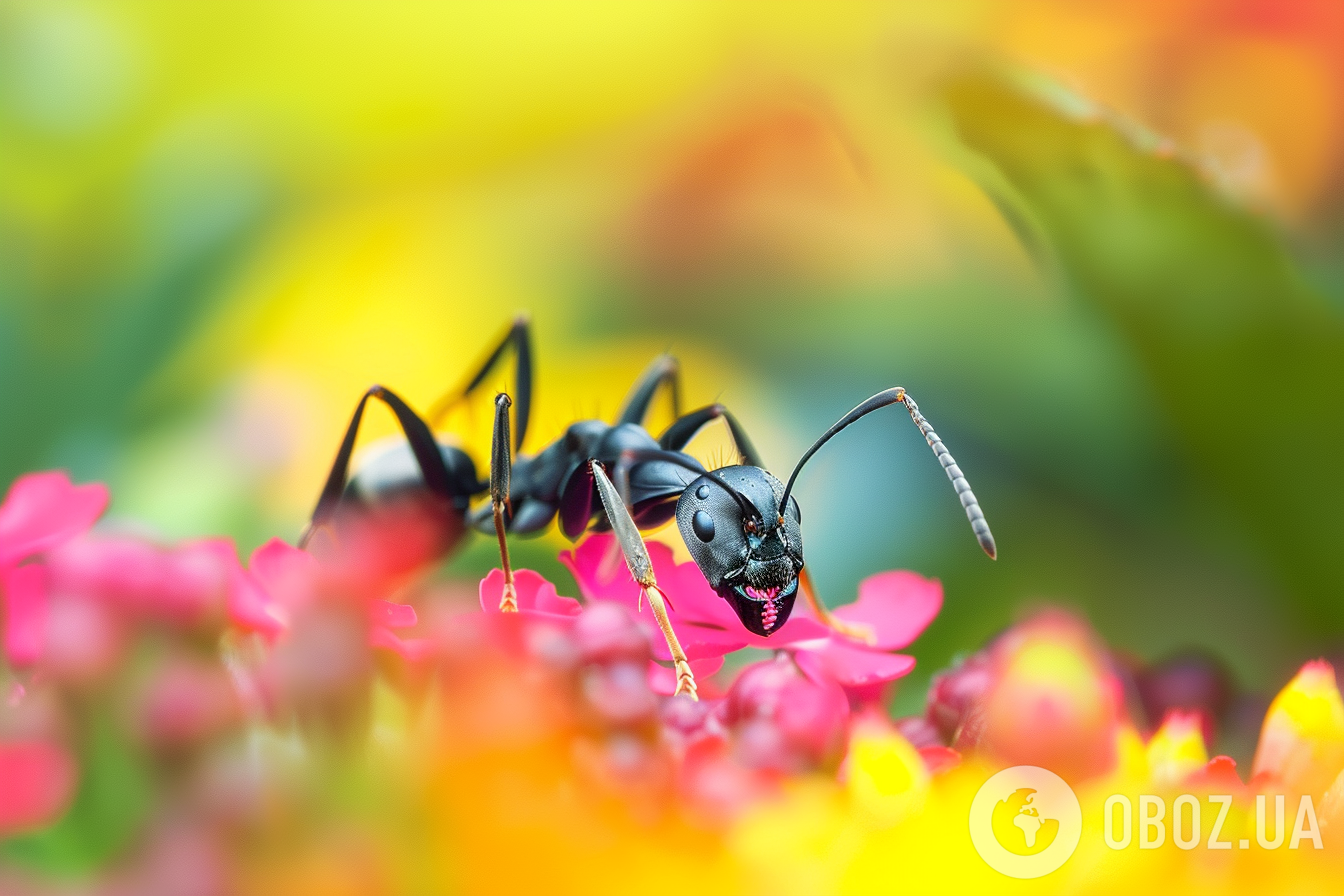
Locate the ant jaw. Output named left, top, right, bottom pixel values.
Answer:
left=721, top=576, right=799, bottom=637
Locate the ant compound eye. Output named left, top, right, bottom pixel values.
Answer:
left=691, top=510, right=716, bottom=542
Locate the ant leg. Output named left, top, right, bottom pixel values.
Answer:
left=590, top=460, right=697, bottom=700
left=659, top=403, right=764, bottom=468
left=301, top=386, right=463, bottom=548
left=489, top=393, right=519, bottom=612
left=426, top=314, right=533, bottom=452
left=616, top=353, right=681, bottom=426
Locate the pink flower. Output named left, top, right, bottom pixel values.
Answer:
left=947, top=610, right=1127, bottom=782
left=561, top=534, right=939, bottom=697
left=560, top=534, right=829, bottom=660
left=0, top=740, right=79, bottom=835
left=0, top=471, right=109, bottom=669
left=2, top=564, right=48, bottom=668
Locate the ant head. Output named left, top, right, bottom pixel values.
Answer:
left=675, top=465, right=804, bottom=637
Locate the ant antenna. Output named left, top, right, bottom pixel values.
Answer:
left=778, top=388, right=996, bottom=559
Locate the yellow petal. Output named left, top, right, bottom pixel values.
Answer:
left=1146, top=710, right=1208, bottom=788
left=1251, top=660, right=1344, bottom=795
left=845, top=714, right=930, bottom=828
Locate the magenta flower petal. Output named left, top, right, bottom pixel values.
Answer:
left=562, top=534, right=739, bottom=629
left=47, top=535, right=235, bottom=627
left=562, top=533, right=828, bottom=657
left=370, top=627, right=437, bottom=663
left=793, top=639, right=916, bottom=689
left=2, top=563, right=49, bottom=667
left=247, top=538, right=318, bottom=610
left=0, top=740, right=79, bottom=835
left=225, top=564, right=287, bottom=638
left=831, top=570, right=943, bottom=650
left=0, top=471, right=109, bottom=567
left=648, top=656, right=724, bottom=696
left=370, top=599, right=418, bottom=629
left=478, top=569, right=582, bottom=620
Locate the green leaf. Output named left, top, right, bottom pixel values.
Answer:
left=944, top=68, right=1344, bottom=630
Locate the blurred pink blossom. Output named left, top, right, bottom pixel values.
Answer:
left=228, top=537, right=425, bottom=664
left=0, top=739, right=79, bottom=835
left=47, top=535, right=236, bottom=629
left=0, top=471, right=110, bottom=669
left=0, top=471, right=108, bottom=568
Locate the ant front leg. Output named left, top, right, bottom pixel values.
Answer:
left=590, top=461, right=697, bottom=700
left=490, top=392, right=519, bottom=612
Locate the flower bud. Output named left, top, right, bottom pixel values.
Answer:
left=581, top=660, right=659, bottom=729
left=977, top=610, right=1122, bottom=781
left=1251, top=660, right=1344, bottom=795
left=925, top=650, right=992, bottom=743
left=724, top=656, right=849, bottom=771
left=1147, top=710, right=1209, bottom=788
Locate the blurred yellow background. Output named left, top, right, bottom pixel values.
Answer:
left=4, top=0, right=1343, bottom=713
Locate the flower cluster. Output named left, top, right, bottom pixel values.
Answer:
left=3, top=470, right=1344, bottom=895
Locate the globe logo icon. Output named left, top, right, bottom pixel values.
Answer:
left=970, top=767, right=1082, bottom=879
left=992, top=787, right=1060, bottom=855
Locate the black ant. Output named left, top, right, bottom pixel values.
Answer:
left=302, top=316, right=995, bottom=698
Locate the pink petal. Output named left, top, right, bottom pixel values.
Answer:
left=919, top=745, right=962, bottom=775
left=831, top=570, right=943, bottom=650
left=0, top=740, right=79, bottom=834
left=793, top=639, right=916, bottom=689
left=478, top=569, right=581, bottom=620
left=46, top=535, right=234, bottom=628
left=370, top=599, right=418, bottom=629
left=739, top=615, right=833, bottom=649
left=561, top=533, right=739, bottom=630
left=2, top=563, right=49, bottom=667
left=564, top=533, right=833, bottom=658
left=0, top=471, right=108, bottom=567
left=154, top=537, right=234, bottom=625
left=225, top=565, right=287, bottom=638
left=370, top=627, right=437, bottom=663
left=648, top=655, right=724, bottom=696
left=247, top=538, right=318, bottom=610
